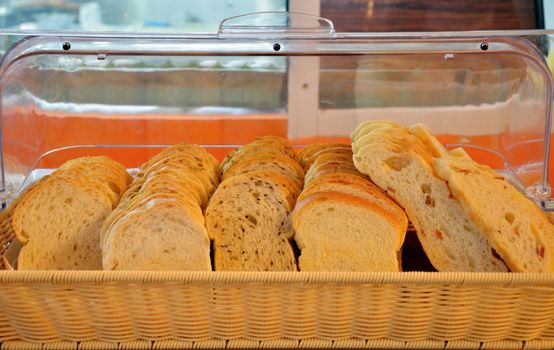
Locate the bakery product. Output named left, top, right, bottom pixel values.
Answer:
left=206, top=137, right=302, bottom=271
left=102, top=143, right=217, bottom=271
left=352, top=121, right=508, bottom=272
left=292, top=141, right=408, bottom=271
left=13, top=156, right=131, bottom=270
left=222, top=152, right=304, bottom=189
left=409, top=123, right=554, bottom=272
left=220, top=136, right=297, bottom=176
left=205, top=171, right=299, bottom=271
left=292, top=192, right=405, bottom=271
left=298, top=143, right=351, bottom=170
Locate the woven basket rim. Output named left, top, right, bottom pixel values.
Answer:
left=1, top=270, right=553, bottom=285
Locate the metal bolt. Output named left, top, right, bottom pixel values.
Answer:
left=273, top=43, right=281, bottom=52
left=480, top=42, right=489, bottom=51
left=62, top=42, right=71, bottom=50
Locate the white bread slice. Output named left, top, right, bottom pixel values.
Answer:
left=102, top=198, right=211, bottom=270
left=101, top=190, right=203, bottom=250
left=13, top=176, right=113, bottom=270
left=298, top=174, right=408, bottom=249
left=433, top=156, right=554, bottom=272
left=352, top=122, right=508, bottom=272
left=292, top=192, right=404, bottom=271
left=205, top=171, right=297, bottom=271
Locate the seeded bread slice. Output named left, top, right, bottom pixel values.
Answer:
left=292, top=192, right=404, bottom=271
left=205, top=171, right=298, bottom=271
left=352, top=121, right=508, bottom=272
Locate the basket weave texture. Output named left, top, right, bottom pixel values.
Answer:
left=1, top=270, right=554, bottom=348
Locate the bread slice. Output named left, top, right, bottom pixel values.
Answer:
left=13, top=176, right=114, bottom=270
left=143, top=143, right=219, bottom=175
left=50, top=170, right=120, bottom=208
left=205, top=171, right=298, bottom=271
left=139, top=153, right=218, bottom=193
left=408, top=123, right=554, bottom=272
left=304, top=160, right=359, bottom=186
left=298, top=174, right=408, bottom=248
left=101, top=190, right=204, bottom=249
left=222, top=153, right=304, bottom=187
left=298, top=143, right=350, bottom=170
left=102, top=198, right=211, bottom=270
left=352, top=122, right=508, bottom=272
left=433, top=156, right=554, bottom=272
left=102, top=143, right=217, bottom=271
left=351, top=120, right=403, bottom=142
left=59, top=156, right=132, bottom=196
left=292, top=192, right=404, bottom=271
left=221, top=138, right=297, bottom=175
left=302, top=147, right=353, bottom=171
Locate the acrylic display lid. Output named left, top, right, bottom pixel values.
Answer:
left=0, top=12, right=552, bottom=209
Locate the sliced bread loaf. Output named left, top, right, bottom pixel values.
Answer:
left=102, top=143, right=217, bottom=271
left=433, top=155, right=554, bottom=272
left=352, top=121, right=508, bottom=272
left=292, top=192, right=405, bottom=271
left=205, top=171, right=298, bottom=271
left=12, top=156, right=130, bottom=270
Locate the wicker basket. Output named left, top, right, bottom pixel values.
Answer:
left=2, top=195, right=554, bottom=350
left=1, top=270, right=554, bottom=349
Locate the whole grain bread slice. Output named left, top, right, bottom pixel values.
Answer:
left=205, top=171, right=298, bottom=271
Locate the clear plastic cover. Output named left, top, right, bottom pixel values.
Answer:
left=0, top=13, right=553, bottom=209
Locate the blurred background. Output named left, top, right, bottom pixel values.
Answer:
left=0, top=0, right=547, bottom=34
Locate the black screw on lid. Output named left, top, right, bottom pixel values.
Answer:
left=62, top=42, right=71, bottom=50
left=480, top=42, right=489, bottom=51
left=273, top=43, right=281, bottom=52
